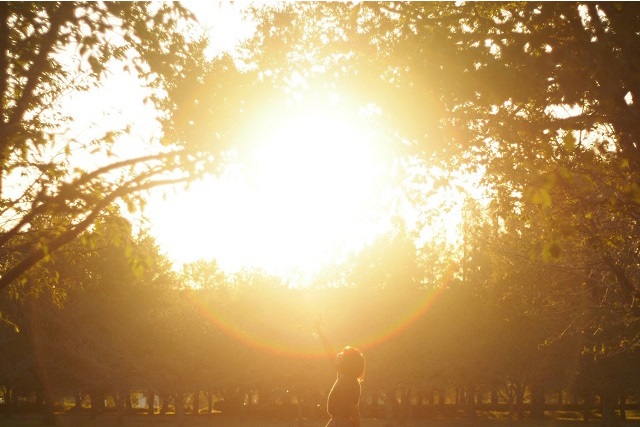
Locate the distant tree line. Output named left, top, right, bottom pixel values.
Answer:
left=2, top=210, right=640, bottom=427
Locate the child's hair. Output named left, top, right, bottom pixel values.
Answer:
left=338, top=346, right=365, bottom=380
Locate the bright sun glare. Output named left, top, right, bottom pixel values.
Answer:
left=52, top=2, right=470, bottom=281
left=147, top=102, right=394, bottom=275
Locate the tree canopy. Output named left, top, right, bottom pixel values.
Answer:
left=246, top=0, right=640, bottom=336
left=0, top=2, right=256, bottom=292
left=239, top=5, right=640, bottom=424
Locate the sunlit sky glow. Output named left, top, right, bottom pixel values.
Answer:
left=46, top=2, right=471, bottom=278
left=132, top=2, right=402, bottom=275
left=145, top=102, right=398, bottom=275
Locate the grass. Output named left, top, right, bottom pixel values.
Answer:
left=3, top=413, right=640, bottom=427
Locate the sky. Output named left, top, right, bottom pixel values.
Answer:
left=53, top=2, right=468, bottom=278
left=138, top=2, right=400, bottom=275
left=127, top=2, right=414, bottom=276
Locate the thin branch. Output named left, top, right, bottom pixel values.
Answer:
left=0, top=2, right=9, bottom=199
left=0, top=150, right=185, bottom=248
left=0, top=2, right=8, bottom=126
left=0, top=173, right=196, bottom=292
left=6, top=2, right=76, bottom=130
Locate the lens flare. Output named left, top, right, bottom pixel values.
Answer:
left=185, top=264, right=458, bottom=359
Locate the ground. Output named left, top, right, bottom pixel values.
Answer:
left=3, top=414, right=640, bottom=427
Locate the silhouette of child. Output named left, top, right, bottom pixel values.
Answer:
left=316, top=321, right=365, bottom=427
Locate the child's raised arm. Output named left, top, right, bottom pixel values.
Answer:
left=316, top=319, right=337, bottom=363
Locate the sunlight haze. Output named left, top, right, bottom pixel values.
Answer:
left=2, top=3, right=637, bottom=424
left=142, top=2, right=409, bottom=275
left=146, top=101, right=398, bottom=275
left=43, top=1, right=468, bottom=278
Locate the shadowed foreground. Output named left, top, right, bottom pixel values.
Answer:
left=5, top=413, right=640, bottom=427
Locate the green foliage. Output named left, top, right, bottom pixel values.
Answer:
left=2, top=217, right=640, bottom=422
left=244, top=3, right=640, bottom=390
left=0, top=2, right=253, bottom=292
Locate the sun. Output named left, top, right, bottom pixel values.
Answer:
left=146, top=99, right=395, bottom=276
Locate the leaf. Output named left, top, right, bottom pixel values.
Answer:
left=542, top=241, right=562, bottom=261
left=621, top=158, right=630, bottom=169
left=126, top=198, right=137, bottom=214
left=562, top=131, right=576, bottom=153
left=530, top=188, right=552, bottom=207
left=42, top=243, right=51, bottom=262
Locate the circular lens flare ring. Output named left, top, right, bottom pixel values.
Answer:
left=185, top=264, right=458, bottom=359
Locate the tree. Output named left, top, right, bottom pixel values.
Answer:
left=0, top=212, right=180, bottom=424
left=245, top=1, right=640, bottom=380
left=246, top=4, right=640, bottom=242
left=344, top=218, right=422, bottom=290
left=0, top=2, right=253, bottom=292
left=182, top=259, right=227, bottom=290
left=245, top=0, right=640, bottom=411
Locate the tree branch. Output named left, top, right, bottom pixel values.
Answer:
left=0, top=150, right=185, bottom=249
left=0, top=173, right=196, bottom=292
left=0, top=2, right=8, bottom=126
left=0, top=2, right=9, bottom=199
left=601, top=254, right=638, bottom=304
left=5, top=2, right=75, bottom=134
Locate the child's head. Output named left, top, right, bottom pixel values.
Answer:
left=336, top=346, right=365, bottom=380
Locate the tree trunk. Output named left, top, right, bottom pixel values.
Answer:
left=5, top=387, right=14, bottom=418
left=116, top=390, right=126, bottom=427
left=126, top=390, right=133, bottom=413
left=507, top=385, right=515, bottom=422
left=42, top=388, right=56, bottom=426
left=582, top=393, right=592, bottom=423
left=531, top=385, right=545, bottom=419
left=600, top=390, right=618, bottom=427
left=89, top=391, right=105, bottom=420
left=491, top=388, right=498, bottom=406
left=147, top=391, right=155, bottom=416
left=74, top=392, right=82, bottom=412
left=206, top=392, right=214, bottom=415
left=399, top=388, right=412, bottom=425
left=515, top=384, right=525, bottom=421
left=385, top=389, right=395, bottom=426
left=466, top=384, right=476, bottom=419
left=297, top=395, right=304, bottom=427
left=619, top=395, right=627, bottom=421
left=239, top=389, right=247, bottom=422
left=175, top=392, right=185, bottom=427
left=192, top=391, right=200, bottom=415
